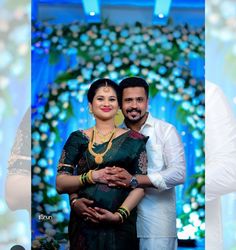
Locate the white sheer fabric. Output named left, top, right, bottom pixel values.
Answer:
left=205, top=81, right=236, bottom=250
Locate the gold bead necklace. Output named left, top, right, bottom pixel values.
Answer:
left=94, top=126, right=116, bottom=143
left=88, top=126, right=116, bottom=164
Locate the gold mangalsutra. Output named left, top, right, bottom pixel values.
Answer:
left=94, top=126, right=116, bottom=143
left=88, top=127, right=116, bottom=164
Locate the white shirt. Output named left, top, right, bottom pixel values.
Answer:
left=130, top=113, right=186, bottom=238
left=205, top=81, right=236, bottom=250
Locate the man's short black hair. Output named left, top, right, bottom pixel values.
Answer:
left=119, top=77, right=149, bottom=98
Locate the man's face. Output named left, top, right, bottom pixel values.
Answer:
left=121, top=87, right=148, bottom=123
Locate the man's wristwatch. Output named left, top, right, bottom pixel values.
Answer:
left=129, top=176, right=139, bottom=189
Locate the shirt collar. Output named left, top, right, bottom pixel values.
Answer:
left=140, top=112, right=155, bottom=130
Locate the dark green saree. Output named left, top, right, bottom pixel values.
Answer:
left=58, top=130, right=148, bottom=250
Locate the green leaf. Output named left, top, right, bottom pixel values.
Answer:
left=49, top=51, right=60, bottom=65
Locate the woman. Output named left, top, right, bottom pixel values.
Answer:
left=56, top=78, right=148, bottom=250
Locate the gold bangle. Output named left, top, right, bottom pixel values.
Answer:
left=117, top=208, right=128, bottom=220
left=120, top=206, right=130, bottom=216
left=78, top=171, right=95, bottom=186
left=115, top=212, right=124, bottom=223
left=78, top=175, right=83, bottom=186
left=117, top=206, right=130, bottom=220
left=85, top=172, right=90, bottom=184
left=87, top=170, right=95, bottom=184
left=81, top=173, right=87, bottom=185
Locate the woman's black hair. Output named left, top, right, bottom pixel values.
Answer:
left=87, top=78, right=121, bottom=106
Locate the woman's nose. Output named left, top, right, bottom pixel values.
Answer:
left=103, top=99, right=110, bottom=106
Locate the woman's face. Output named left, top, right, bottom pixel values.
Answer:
left=89, top=86, right=119, bottom=121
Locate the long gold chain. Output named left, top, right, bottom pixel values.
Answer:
left=94, top=126, right=116, bottom=143
left=88, top=127, right=116, bottom=164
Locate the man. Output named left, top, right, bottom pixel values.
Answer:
left=72, top=77, right=186, bottom=250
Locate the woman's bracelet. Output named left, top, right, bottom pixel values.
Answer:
left=78, top=170, right=95, bottom=186
left=87, top=170, right=95, bottom=184
left=70, top=197, right=78, bottom=207
left=116, top=206, right=130, bottom=222
left=114, top=212, right=124, bottom=223
left=119, top=206, right=130, bottom=216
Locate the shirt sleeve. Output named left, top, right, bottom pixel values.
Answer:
left=205, top=83, right=236, bottom=201
left=57, top=131, right=82, bottom=175
left=148, top=126, right=186, bottom=191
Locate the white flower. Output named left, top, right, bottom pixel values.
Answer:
left=46, top=228, right=56, bottom=236
left=32, top=239, right=41, bottom=248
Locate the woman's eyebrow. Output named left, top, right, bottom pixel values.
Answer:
left=96, top=95, right=117, bottom=98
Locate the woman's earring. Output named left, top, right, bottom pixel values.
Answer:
left=89, top=108, right=93, bottom=114
left=114, top=109, right=124, bottom=127
left=116, top=109, right=120, bottom=115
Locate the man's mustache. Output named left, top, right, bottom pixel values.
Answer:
left=127, top=108, right=141, bottom=114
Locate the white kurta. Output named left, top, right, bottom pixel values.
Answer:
left=205, top=81, right=236, bottom=250
left=131, top=114, right=186, bottom=249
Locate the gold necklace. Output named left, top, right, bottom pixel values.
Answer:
left=94, top=126, right=116, bottom=143
left=88, top=127, right=116, bottom=164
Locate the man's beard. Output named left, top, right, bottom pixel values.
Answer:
left=124, top=108, right=146, bottom=124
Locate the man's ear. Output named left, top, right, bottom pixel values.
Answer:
left=146, top=98, right=149, bottom=108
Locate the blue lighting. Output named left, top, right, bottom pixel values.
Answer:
left=81, top=0, right=101, bottom=23
left=153, top=0, right=172, bottom=25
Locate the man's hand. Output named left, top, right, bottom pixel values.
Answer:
left=92, top=168, right=110, bottom=184
left=71, top=198, right=99, bottom=223
left=105, top=167, right=132, bottom=187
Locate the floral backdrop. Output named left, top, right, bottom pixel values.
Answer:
left=31, top=19, right=204, bottom=249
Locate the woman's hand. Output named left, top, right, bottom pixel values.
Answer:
left=72, top=198, right=99, bottom=223
left=94, top=207, right=121, bottom=223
